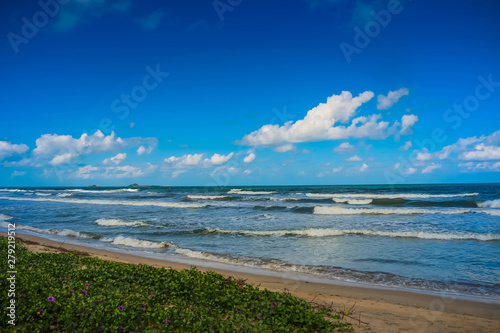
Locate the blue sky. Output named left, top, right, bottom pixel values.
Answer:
left=1, top=0, right=500, bottom=186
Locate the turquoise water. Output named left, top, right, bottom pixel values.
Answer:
left=1, top=183, right=499, bottom=297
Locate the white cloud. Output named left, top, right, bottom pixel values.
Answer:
left=27, top=130, right=156, bottom=166
left=49, top=153, right=76, bottom=166
left=399, top=141, right=412, bottom=151
left=0, top=141, right=29, bottom=161
left=172, top=170, right=187, bottom=178
left=164, top=153, right=204, bottom=167
left=377, top=88, right=409, bottom=110
left=210, top=152, right=234, bottom=165
left=334, top=142, right=355, bottom=153
left=346, top=155, right=362, bottom=161
left=332, top=167, right=343, bottom=173
left=137, top=145, right=154, bottom=155
left=399, top=115, right=419, bottom=135
left=422, top=163, right=442, bottom=174
left=359, top=163, right=368, bottom=172
left=227, top=167, right=239, bottom=173
left=72, top=163, right=156, bottom=180
left=414, top=130, right=500, bottom=162
left=459, top=161, right=500, bottom=172
left=238, top=91, right=418, bottom=146
left=103, top=153, right=127, bottom=165
left=11, top=171, right=26, bottom=177
left=394, top=162, right=400, bottom=170
left=273, top=144, right=296, bottom=153
left=403, top=168, right=417, bottom=175
left=243, top=169, right=252, bottom=175
left=301, top=149, right=311, bottom=154
left=243, top=151, right=256, bottom=163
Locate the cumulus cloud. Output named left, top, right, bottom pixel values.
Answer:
left=243, top=150, right=256, bottom=163
left=163, top=152, right=234, bottom=176
left=0, top=141, right=29, bottom=161
left=332, top=167, right=343, bottom=173
left=25, top=130, right=156, bottom=166
left=102, top=153, right=127, bottom=165
left=238, top=91, right=417, bottom=146
left=359, top=163, right=368, bottom=172
left=399, top=141, right=412, bottom=151
left=243, top=169, right=252, bottom=175
left=137, top=145, right=154, bottom=155
left=72, top=163, right=157, bottom=180
left=422, top=163, right=442, bottom=174
left=273, top=144, right=296, bottom=153
left=394, top=162, right=400, bottom=170
left=414, top=130, right=500, bottom=162
left=459, top=161, right=500, bottom=172
left=333, top=142, right=355, bottom=153
left=403, top=167, right=417, bottom=175
left=346, top=155, right=362, bottom=161
left=210, top=152, right=234, bottom=165
left=377, top=88, right=409, bottom=110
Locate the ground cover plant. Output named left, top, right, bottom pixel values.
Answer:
left=1, top=237, right=352, bottom=332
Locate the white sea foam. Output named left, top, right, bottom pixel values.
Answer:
left=35, top=192, right=52, bottom=196
left=483, top=210, right=500, bottom=216
left=333, top=198, right=373, bottom=205
left=96, top=218, right=150, bottom=227
left=478, top=199, right=500, bottom=208
left=313, top=206, right=470, bottom=215
left=109, top=235, right=172, bottom=248
left=0, top=196, right=206, bottom=208
left=10, top=224, right=97, bottom=239
left=67, top=188, right=139, bottom=193
left=0, top=213, right=13, bottom=221
left=57, top=193, right=74, bottom=197
left=306, top=193, right=479, bottom=199
left=204, top=227, right=500, bottom=241
left=228, top=189, right=277, bottom=195
left=187, top=195, right=230, bottom=200
left=0, top=189, right=26, bottom=192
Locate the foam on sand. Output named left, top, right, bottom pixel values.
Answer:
left=0, top=196, right=206, bottom=209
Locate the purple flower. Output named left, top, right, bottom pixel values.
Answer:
left=48, top=296, right=55, bottom=303
left=141, top=306, right=146, bottom=311
left=258, top=316, right=263, bottom=320
left=236, top=308, right=242, bottom=313
left=70, top=289, right=74, bottom=293
left=118, top=306, right=124, bottom=311
left=271, top=302, right=277, bottom=306
left=180, top=316, right=184, bottom=319
left=119, top=327, right=124, bottom=330
left=99, top=326, right=104, bottom=331
left=155, top=324, right=158, bottom=328
left=85, top=283, right=90, bottom=287
left=20, top=294, right=24, bottom=298
left=82, top=290, right=87, bottom=294
left=37, top=309, right=44, bottom=315
left=96, top=299, right=103, bottom=303
left=166, top=319, right=171, bottom=323
left=149, top=294, right=155, bottom=297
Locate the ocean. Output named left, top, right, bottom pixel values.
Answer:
left=1, top=184, right=499, bottom=298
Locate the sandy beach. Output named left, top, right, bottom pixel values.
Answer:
left=5, top=232, right=499, bottom=333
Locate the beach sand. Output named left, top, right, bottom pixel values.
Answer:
left=5, top=232, right=499, bottom=333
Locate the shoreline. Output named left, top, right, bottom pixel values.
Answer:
left=5, top=232, right=500, bottom=332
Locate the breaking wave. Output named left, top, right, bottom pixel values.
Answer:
left=0, top=196, right=206, bottom=209
left=201, top=227, right=500, bottom=241
left=95, top=218, right=150, bottom=227
left=313, top=206, right=470, bottom=215
left=105, top=235, right=172, bottom=248
left=306, top=192, right=479, bottom=199
left=187, top=195, right=231, bottom=200
left=228, top=189, right=277, bottom=195
left=478, top=199, right=500, bottom=208
left=67, top=188, right=140, bottom=193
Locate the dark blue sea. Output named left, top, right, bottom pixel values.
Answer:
left=1, top=183, right=499, bottom=298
